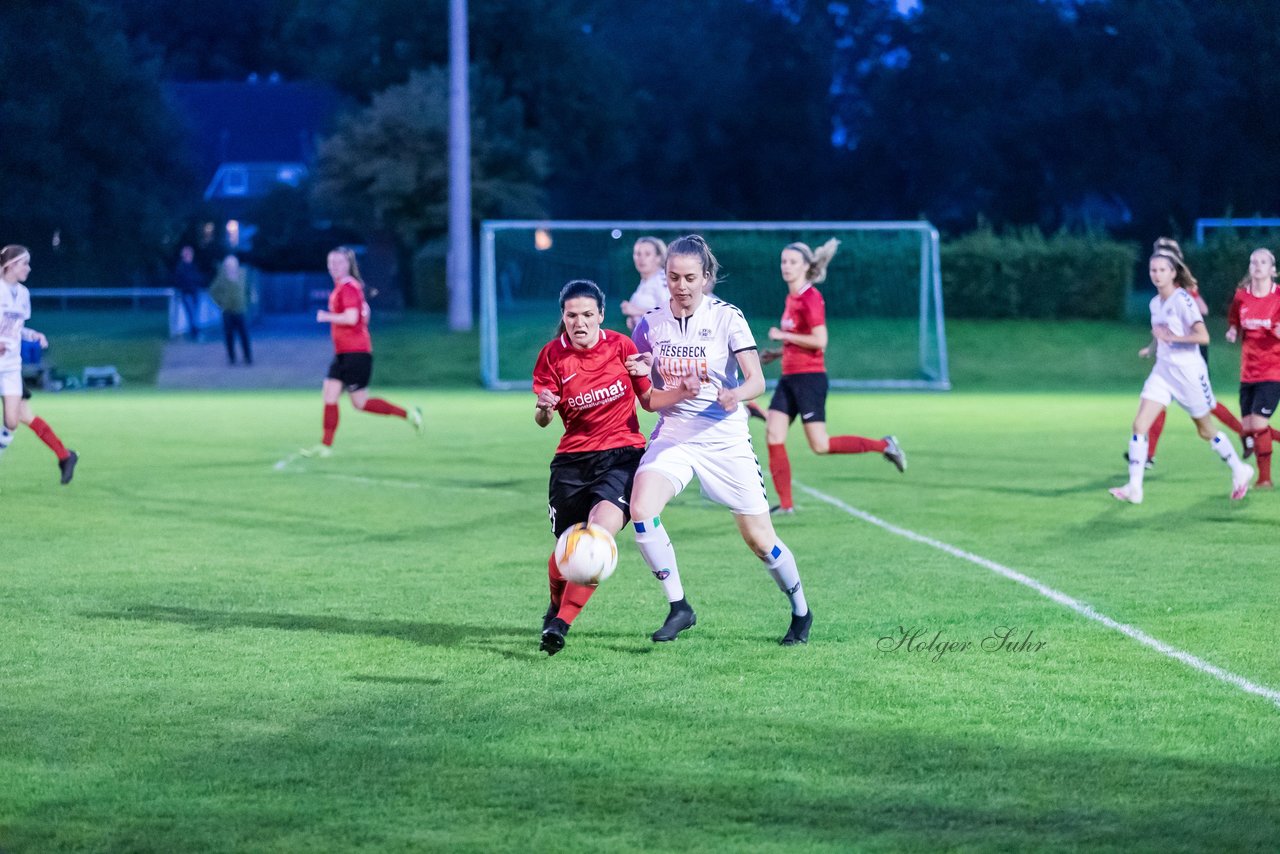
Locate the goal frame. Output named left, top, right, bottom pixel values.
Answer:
left=479, top=219, right=950, bottom=391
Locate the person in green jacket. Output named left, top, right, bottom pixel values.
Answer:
left=209, top=253, right=253, bottom=366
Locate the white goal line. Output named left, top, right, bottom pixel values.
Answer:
left=797, top=481, right=1280, bottom=710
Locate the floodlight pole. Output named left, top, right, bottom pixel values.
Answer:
left=447, top=0, right=473, bottom=331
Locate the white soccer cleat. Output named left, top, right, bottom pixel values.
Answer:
left=1231, top=465, right=1254, bottom=501
left=299, top=444, right=333, bottom=459
left=409, top=405, right=424, bottom=435
left=1109, top=485, right=1143, bottom=504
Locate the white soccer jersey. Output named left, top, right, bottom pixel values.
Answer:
left=633, top=296, right=757, bottom=444
left=1150, top=288, right=1206, bottom=368
left=0, top=282, right=31, bottom=373
left=626, top=272, right=668, bottom=315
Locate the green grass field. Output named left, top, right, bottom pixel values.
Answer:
left=2, top=374, right=1279, bottom=850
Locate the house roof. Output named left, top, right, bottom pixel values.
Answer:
left=167, top=79, right=346, bottom=183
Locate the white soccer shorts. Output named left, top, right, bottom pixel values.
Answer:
left=637, top=434, right=770, bottom=516
left=1141, top=360, right=1216, bottom=419
left=0, top=368, right=22, bottom=398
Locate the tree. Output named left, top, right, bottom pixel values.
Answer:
left=309, top=67, right=548, bottom=301
left=0, top=1, right=195, bottom=283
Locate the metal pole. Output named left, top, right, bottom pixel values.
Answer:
left=447, top=0, right=473, bottom=331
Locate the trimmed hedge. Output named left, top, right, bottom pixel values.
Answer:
left=1182, top=232, right=1280, bottom=317
left=941, top=227, right=1137, bottom=319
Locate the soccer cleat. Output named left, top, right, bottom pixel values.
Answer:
left=1256, top=480, right=1275, bottom=490
left=1232, top=465, right=1255, bottom=501
left=299, top=444, right=333, bottom=459
left=651, top=600, right=696, bottom=642
left=1108, top=485, right=1143, bottom=504
left=769, top=504, right=795, bottom=515
left=1122, top=452, right=1155, bottom=470
left=540, top=617, right=569, bottom=656
left=780, top=610, right=813, bottom=646
left=58, top=450, right=78, bottom=485
left=745, top=401, right=767, bottom=421
left=409, top=406, right=424, bottom=435
left=1243, top=435, right=1255, bottom=459
left=882, top=436, right=906, bottom=473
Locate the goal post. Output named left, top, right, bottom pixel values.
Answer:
left=479, top=220, right=950, bottom=391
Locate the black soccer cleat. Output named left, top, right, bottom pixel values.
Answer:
left=59, top=450, right=78, bottom=485
left=542, top=600, right=558, bottom=633
left=540, top=617, right=569, bottom=656
left=780, top=610, right=813, bottom=646
left=651, top=599, right=696, bottom=642
left=769, top=504, right=795, bottom=515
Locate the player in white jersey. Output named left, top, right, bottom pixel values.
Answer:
left=628, top=234, right=813, bottom=645
left=1110, top=248, right=1252, bottom=504
left=0, top=246, right=79, bottom=483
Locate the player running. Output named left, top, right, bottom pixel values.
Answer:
left=760, top=238, right=905, bottom=514
left=1225, top=247, right=1280, bottom=488
left=0, top=245, right=78, bottom=484
left=630, top=234, right=813, bottom=645
left=1110, top=247, right=1252, bottom=504
left=301, top=247, right=422, bottom=456
left=532, top=279, right=663, bottom=655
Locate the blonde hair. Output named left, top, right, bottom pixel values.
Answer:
left=329, top=246, right=363, bottom=284
left=783, top=238, right=840, bottom=284
left=634, top=236, right=667, bottom=264
left=1239, top=247, right=1278, bottom=289
left=1152, top=237, right=1184, bottom=262
left=1, top=245, right=31, bottom=270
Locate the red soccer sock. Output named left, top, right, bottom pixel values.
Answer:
left=362, top=398, right=407, bottom=418
left=322, top=403, right=339, bottom=446
left=547, top=553, right=566, bottom=609
left=1147, top=409, right=1167, bottom=458
left=768, top=443, right=793, bottom=510
left=28, top=417, right=69, bottom=461
left=828, top=435, right=887, bottom=454
left=1212, top=402, right=1243, bottom=436
left=557, top=581, right=597, bottom=626
left=1254, top=429, right=1273, bottom=483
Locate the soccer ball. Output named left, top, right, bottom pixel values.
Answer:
left=554, top=523, right=619, bottom=586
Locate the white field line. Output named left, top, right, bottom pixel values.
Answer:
left=797, top=482, right=1280, bottom=710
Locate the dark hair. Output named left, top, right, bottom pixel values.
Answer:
left=665, top=234, right=721, bottom=286
left=1150, top=250, right=1198, bottom=291
left=556, top=279, right=605, bottom=335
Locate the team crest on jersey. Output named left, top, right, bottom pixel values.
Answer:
left=698, top=328, right=712, bottom=339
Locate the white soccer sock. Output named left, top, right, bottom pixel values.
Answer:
left=0, top=427, right=13, bottom=456
left=1128, top=433, right=1148, bottom=488
left=634, top=516, right=684, bottom=603
left=763, top=541, right=808, bottom=616
left=1211, top=432, right=1248, bottom=475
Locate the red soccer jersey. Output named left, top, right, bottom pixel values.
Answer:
left=532, top=329, right=652, bottom=454
left=329, top=277, right=372, bottom=354
left=1228, top=287, right=1280, bottom=383
left=780, top=285, right=827, bottom=375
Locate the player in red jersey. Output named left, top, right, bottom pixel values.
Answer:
left=1225, top=248, right=1280, bottom=488
left=1133, top=238, right=1244, bottom=469
left=300, top=247, right=422, bottom=457
left=760, top=239, right=905, bottom=514
left=532, top=279, right=660, bottom=655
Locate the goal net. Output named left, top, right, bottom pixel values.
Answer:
left=479, top=220, right=949, bottom=391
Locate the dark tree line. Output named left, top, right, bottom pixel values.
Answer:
left=2, top=0, right=1277, bottom=284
